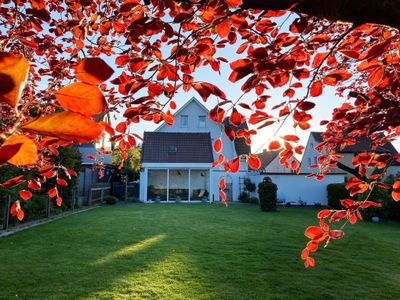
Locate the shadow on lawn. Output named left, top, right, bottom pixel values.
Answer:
left=1, top=205, right=400, bottom=299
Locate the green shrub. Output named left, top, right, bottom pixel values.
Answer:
left=327, top=183, right=354, bottom=209
left=258, top=181, right=277, bottom=212
left=244, top=178, right=256, bottom=193
left=238, top=191, right=249, bottom=202
left=104, top=195, right=118, bottom=205
left=358, top=186, right=400, bottom=221
left=249, top=197, right=259, bottom=204
left=126, top=196, right=140, bottom=203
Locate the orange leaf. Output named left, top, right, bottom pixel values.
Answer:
left=247, top=154, right=261, bottom=170
left=216, top=19, right=230, bottom=38
left=282, top=135, right=299, bottom=142
left=17, top=209, right=24, bottom=221
left=55, top=82, right=106, bottom=116
left=268, top=140, right=281, bottom=151
left=19, top=190, right=32, bottom=201
left=75, top=57, right=114, bottom=85
left=0, top=52, right=30, bottom=108
left=304, top=226, right=324, bottom=240
left=323, top=69, right=352, bottom=86
left=48, top=187, right=58, bottom=198
left=229, top=157, right=240, bottom=173
left=0, top=135, right=37, bottom=166
left=226, top=0, right=242, bottom=7
left=22, top=112, right=104, bottom=143
left=56, top=178, right=68, bottom=187
left=392, top=180, right=400, bottom=201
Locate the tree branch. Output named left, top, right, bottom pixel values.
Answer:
left=241, top=0, right=400, bottom=29
left=336, top=162, right=368, bottom=181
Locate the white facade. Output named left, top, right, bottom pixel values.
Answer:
left=264, top=155, right=295, bottom=174
left=140, top=97, right=248, bottom=203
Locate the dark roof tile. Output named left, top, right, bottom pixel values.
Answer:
left=142, top=132, right=213, bottom=163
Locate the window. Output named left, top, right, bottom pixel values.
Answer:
left=181, top=115, right=188, bottom=127
left=308, top=157, right=312, bottom=166
left=313, top=157, right=318, bottom=165
left=198, top=115, right=206, bottom=128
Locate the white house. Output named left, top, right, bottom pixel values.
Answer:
left=139, top=97, right=250, bottom=203
left=300, top=132, right=400, bottom=176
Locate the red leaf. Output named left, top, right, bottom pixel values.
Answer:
left=219, top=177, right=226, bottom=190
left=75, top=57, right=114, bottom=85
left=48, top=187, right=58, bottom=198
left=304, top=226, right=324, bottom=240
left=28, top=179, right=41, bottom=191
left=56, top=196, right=63, bottom=207
left=229, top=157, right=240, bottom=173
left=282, top=135, right=299, bottom=142
left=226, top=0, right=242, bottom=7
left=224, top=125, right=235, bottom=141
left=247, top=155, right=261, bottom=170
left=19, top=190, right=32, bottom=201
left=392, top=180, right=400, bottom=201
left=56, top=178, right=68, bottom=187
left=367, top=67, right=384, bottom=88
left=323, top=69, right=352, bottom=86
left=310, top=80, right=323, bottom=97
left=268, top=141, right=281, bottom=151
left=297, top=101, right=315, bottom=111
left=312, top=52, right=329, bottom=68
left=329, top=230, right=345, bottom=239
left=229, top=108, right=244, bottom=126
left=1, top=175, right=25, bottom=188
left=162, top=112, right=174, bottom=126
left=116, top=122, right=127, bottom=134
left=214, top=138, right=222, bottom=153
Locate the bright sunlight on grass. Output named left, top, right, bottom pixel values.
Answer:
left=1, top=204, right=400, bottom=299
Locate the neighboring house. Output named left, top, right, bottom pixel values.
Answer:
left=77, top=124, right=113, bottom=204
left=300, top=132, right=400, bottom=176
left=256, top=149, right=298, bottom=174
left=139, top=97, right=250, bottom=203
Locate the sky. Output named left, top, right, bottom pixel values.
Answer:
left=109, top=45, right=355, bottom=155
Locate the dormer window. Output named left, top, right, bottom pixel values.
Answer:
left=181, top=115, right=188, bottom=127
left=198, top=115, right=206, bottom=128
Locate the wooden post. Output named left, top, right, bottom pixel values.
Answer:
left=100, top=188, right=104, bottom=203
left=2, top=196, right=11, bottom=230
left=125, top=176, right=128, bottom=201
left=46, top=196, right=51, bottom=218
left=88, top=188, right=92, bottom=206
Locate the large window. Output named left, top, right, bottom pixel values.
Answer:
left=181, top=115, right=188, bottom=127
left=198, top=115, right=206, bottom=128
left=190, top=170, right=209, bottom=200
left=169, top=169, right=189, bottom=201
left=147, top=169, right=167, bottom=201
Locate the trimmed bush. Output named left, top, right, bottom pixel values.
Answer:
left=258, top=180, right=278, bottom=212
left=127, top=196, right=140, bottom=203
left=104, top=195, right=118, bottom=205
left=327, top=183, right=353, bottom=209
left=358, top=187, right=400, bottom=221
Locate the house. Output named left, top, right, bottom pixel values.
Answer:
left=77, top=117, right=114, bottom=204
left=300, top=132, right=400, bottom=176
left=256, top=149, right=298, bottom=174
left=139, top=97, right=250, bottom=203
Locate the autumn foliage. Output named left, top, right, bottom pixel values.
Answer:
left=0, top=0, right=399, bottom=267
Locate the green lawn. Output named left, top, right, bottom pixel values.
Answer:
left=1, top=204, right=400, bottom=299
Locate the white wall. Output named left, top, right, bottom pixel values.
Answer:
left=265, top=155, right=294, bottom=173
left=246, top=173, right=346, bottom=205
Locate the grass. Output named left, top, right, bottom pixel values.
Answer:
left=1, top=204, right=400, bottom=299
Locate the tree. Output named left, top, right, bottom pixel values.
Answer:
left=0, top=0, right=399, bottom=267
left=112, top=146, right=141, bottom=181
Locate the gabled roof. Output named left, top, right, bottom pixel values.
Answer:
left=142, top=132, right=213, bottom=163
left=222, top=118, right=251, bottom=156
left=155, top=97, right=209, bottom=132
left=256, top=150, right=280, bottom=169
left=310, top=132, right=398, bottom=154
